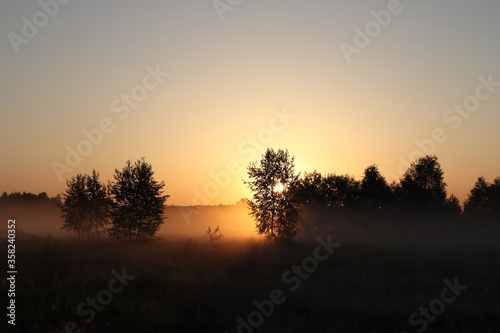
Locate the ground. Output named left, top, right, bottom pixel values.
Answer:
left=2, top=234, right=499, bottom=333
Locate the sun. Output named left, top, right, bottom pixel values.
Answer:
left=273, top=182, right=284, bottom=193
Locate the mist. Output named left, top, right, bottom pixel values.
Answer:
left=2, top=199, right=499, bottom=250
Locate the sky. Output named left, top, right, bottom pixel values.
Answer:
left=1, top=0, right=499, bottom=205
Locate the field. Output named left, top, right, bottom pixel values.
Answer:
left=2, top=235, right=500, bottom=332
left=1, top=202, right=500, bottom=332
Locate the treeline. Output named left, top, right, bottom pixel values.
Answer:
left=0, top=191, right=61, bottom=203
left=3, top=153, right=499, bottom=242
left=296, top=155, right=500, bottom=219
left=246, top=148, right=500, bottom=243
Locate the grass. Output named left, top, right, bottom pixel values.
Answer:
left=2, top=234, right=500, bottom=333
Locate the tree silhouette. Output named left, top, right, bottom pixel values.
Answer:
left=464, top=177, right=500, bottom=217
left=297, top=171, right=362, bottom=209
left=322, top=174, right=360, bottom=209
left=445, top=194, right=462, bottom=216
left=399, top=155, right=447, bottom=212
left=360, top=165, right=393, bottom=212
left=60, top=170, right=111, bottom=238
left=109, top=158, right=168, bottom=240
left=245, top=148, right=300, bottom=242
left=297, top=170, right=325, bottom=207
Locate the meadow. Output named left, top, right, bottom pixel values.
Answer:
left=1, top=203, right=500, bottom=332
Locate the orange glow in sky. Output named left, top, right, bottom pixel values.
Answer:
left=1, top=1, right=499, bottom=206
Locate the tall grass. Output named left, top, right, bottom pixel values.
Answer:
left=2, top=235, right=499, bottom=332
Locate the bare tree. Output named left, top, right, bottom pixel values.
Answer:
left=207, top=226, right=224, bottom=242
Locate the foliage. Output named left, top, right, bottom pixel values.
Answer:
left=245, top=148, right=301, bottom=242
left=297, top=171, right=361, bottom=209
left=445, top=194, right=463, bottom=216
left=464, top=177, right=500, bottom=217
left=398, top=155, right=447, bottom=213
left=109, top=158, right=169, bottom=240
left=360, top=165, right=393, bottom=212
left=296, top=171, right=325, bottom=206
left=60, top=170, right=111, bottom=238
left=0, top=191, right=58, bottom=203
left=322, top=174, right=361, bottom=209
left=296, top=156, right=468, bottom=219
